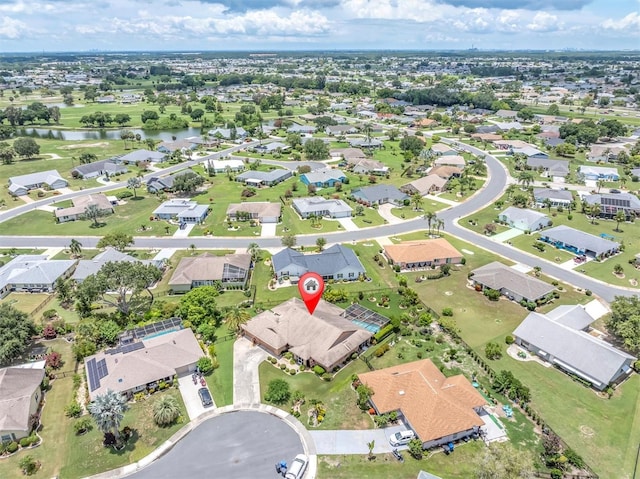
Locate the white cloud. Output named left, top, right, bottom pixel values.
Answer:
left=601, top=12, right=640, bottom=33
left=526, top=11, right=561, bottom=32
left=340, top=0, right=445, bottom=23
left=0, top=16, right=29, bottom=39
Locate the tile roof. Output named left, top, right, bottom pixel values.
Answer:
left=359, top=360, right=485, bottom=444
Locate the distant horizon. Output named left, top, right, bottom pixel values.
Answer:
left=1, top=0, right=637, bottom=52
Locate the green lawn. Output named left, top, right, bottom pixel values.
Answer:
left=318, top=442, right=483, bottom=479
left=259, top=360, right=373, bottom=431
left=207, top=324, right=235, bottom=407
left=59, top=388, right=187, bottom=479
left=0, top=293, right=51, bottom=315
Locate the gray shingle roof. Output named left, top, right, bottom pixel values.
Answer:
left=0, top=255, right=75, bottom=290
left=541, top=225, right=621, bottom=256
left=351, top=185, right=408, bottom=204
left=272, top=244, right=365, bottom=278
left=0, top=368, right=45, bottom=432
left=500, top=206, right=549, bottom=227
left=9, top=170, right=65, bottom=187
left=471, top=261, right=555, bottom=301
left=72, top=248, right=161, bottom=282
left=514, top=310, right=635, bottom=387
left=301, top=168, right=346, bottom=184
left=236, top=169, right=291, bottom=183
left=533, top=188, right=573, bottom=202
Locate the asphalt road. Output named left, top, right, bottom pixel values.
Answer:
left=129, top=411, right=304, bottom=479
left=0, top=137, right=636, bottom=302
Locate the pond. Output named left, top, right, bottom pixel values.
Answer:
left=16, top=127, right=205, bottom=142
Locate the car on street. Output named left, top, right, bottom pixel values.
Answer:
left=285, top=454, right=308, bottom=479
left=198, top=387, right=213, bottom=407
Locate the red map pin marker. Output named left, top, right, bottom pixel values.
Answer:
left=298, top=272, right=324, bottom=315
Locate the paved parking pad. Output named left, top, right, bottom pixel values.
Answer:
left=131, top=410, right=304, bottom=479
left=178, top=374, right=213, bottom=420
left=310, top=425, right=407, bottom=454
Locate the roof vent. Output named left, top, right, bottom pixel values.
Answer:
left=399, top=390, right=405, bottom=396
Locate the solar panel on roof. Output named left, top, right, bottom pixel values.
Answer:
left=87, top=358, right=100, bottom=392
left=96, top=358, right=109, bottom=379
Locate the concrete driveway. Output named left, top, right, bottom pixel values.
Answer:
left=378, top=204, right=403, bottom=225
left=260, top=223, right=277, bottom=237
left=130, top=410, right=305, bottom=479
left=233, top=338, right=269, bottom=406
left=336, top=217, right=359, bottom=231
left=178, top=373, right=215, bottom=420
left=310, top=424, right=408, bottom=454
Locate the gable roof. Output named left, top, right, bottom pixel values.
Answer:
left=0, top=255, right=75, bottom=290
left=541, top=225, right=621, bottom=255
left=301, top=168, right=346, bottom=184
left=0, top=368, right=45, bottom=432
left=500, top=206, right=549, bottom=226
left=471, top=261, right=555, bottom=301
left=71, top=159, right=127, bottom=177
left=225, top=202, right=281, bottom=218
left=514, top=310, right=635, bottom=387
left=118, top=149, right=165, bottom=163
left=384, top=239, right=461, bottom=264
left=359, top=359, right=485, bottom=444
left=351, top=185, right=407, bottom=204
left=292, top=197, right=353, bottom=215
left=533, top=188, right=573, bottom=202
left=272, top=244, right=365, bottom=278
left=330, top=148, right=367, bottom=159
left=402, top=175, right=447, bottom=195
left=169, top=253, right=251, bottom=286
left=72, top=248, right=161, bottom=282
left=9, top=170, right=65, bottom=187
left=55, top=193, right=113, bottom=219
left=242, top=298, right=372, bottom=369
left=236, top=169, right=291, bottom=183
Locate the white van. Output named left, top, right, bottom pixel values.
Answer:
left=389, top=430, right=416, bottom=446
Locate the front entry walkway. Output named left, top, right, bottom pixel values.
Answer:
left=233, top=337, right=269, bottom=406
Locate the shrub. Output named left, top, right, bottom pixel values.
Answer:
left=373, top=324, right=395, bottom=343
left=74, top=417, right=93, bottom=435
left=585, top=289, right=592, bottom=296
left=42, top=309, right=57, bottom=320
left=153, top=395, right=181, bottom=426
left=408, top=439, right=423, bottom=459
left=483, top=288, right=501, bottom=301
left=18, top=455, right=38, bottom=475
left=321, top=373, right=333, bottom=381
left=7, top=441, right=18, bottom=453
left=197, top=357, right=214, bottom=375
left=65, top=401, right=82, bottom=418
left=280, top=363, right=287, bottom=370
left=441, top=307, right=453, bottom=317
left=289, top=369, right=296, bottom=375
left=264, top=379, right=291, bottom=404
left=485, top=342, right=503, bottom=360
left=269, top=357, right=277, bottom=364
left=20, top=437, right=31, bottom=448
left=45, top=351, right=63, bottom=369
left=374, top=344, right=390, bottom=357
left=313, top=365, right=325, bottom=375
left=72, top=373, right=82, bottom=389
left=505, top=335, right=515, bottom=345
left=116, top=190, right=134, bottom=199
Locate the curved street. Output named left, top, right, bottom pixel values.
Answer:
left=0, top=138, right=635, bottom=302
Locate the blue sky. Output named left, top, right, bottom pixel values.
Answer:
left=0, top=0, right=638, bottom=52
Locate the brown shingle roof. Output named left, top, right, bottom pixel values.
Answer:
left=401, top=175, right=447, bottom=195
left=359, top=359, right=485, bottom=443
left=241, top=298, right=372, bottom=370
left=384, top=239, right=461, bottom=264
left=169, top=253, right=251, bottom=287
left=225, top=202, right=282, bottom=218
left=429, top=165, right=461, bottom=179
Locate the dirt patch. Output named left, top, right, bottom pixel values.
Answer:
left=580, top=425, right=595, bottom=438
left=59, top=142, right=109, bottom=150
left=444, top=291, right=453, bottom=296
left=41, top=153, right=63, bottom=160
left=630, top=278, right=638, bottom=286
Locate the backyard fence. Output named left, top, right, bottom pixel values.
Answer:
left=32, top=294, right=56, bottom=316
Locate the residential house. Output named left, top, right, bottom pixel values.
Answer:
left=300, top=168, right=347, bottom=188
left=400, top=175, right=448, bottom=196
left=241, top=298, right=373, bottom=372
left=583, top=192, right=640, bottom=219
left=272, top=244, right=365, bottom=282
left=152, top=199, right=209, bottom=224
left=511, top=146, right=549, bottom=159
left=539, top=225, right=620, bottom=259
left=72, top=248, right=163, bottom=283
left=85, top=327, right=202, bottom=400
left=0, top=255, right=76, bottom=298
left=206, top=158, right=245, bottom=174
left=351, top=185, right=408, bottom=206
left=429, top=143, right=457, bottom=156
left=292, top=197, right=353, bottom=219
left=146, top=170, right=196, bottom=193
left=156, top=139, right=198, bottom=154
left=533, top=188, right=574, bottom=207
left=325, top=125, right=358, bottom=136
left=428, top=165, right=462, bottom=179
left=433, top=155, right=466, bottom=169
left=411, top=118, right=438, bottom=128
left=71, top=159, right=128, bottom=179
left=168, top=253, right=251, bottom=292
left=330, top=148, right=367, bottom=161
left=470, top=261, right=555, bottom=303
left=494, top=121, right=524, bottom=131
left=349, top=138, right=383, bottom=149
left=514, top=305, right=636, bottom=390
left=526, top=158, right=570, bottom=178
left=495, top=109, right=519, bottom=119
left=207, top=126, right=248, bottom=139
left=383, top=239, right=462, bottom=271
left=0, top=368, right=45, bottom=442
left=55, top=193, right=114, bottom=223
left=493, top=140, right=531, bottom=150
left=359, top=359, right=485, bottom=450
left=8, top=170, right=68, bottom=196
left=254, top=142, right=290, bottom=154
left=587, top=145, right=629, bottom=163
left=235, top=169, right=292, bottom=187
left=347, top=158, right=390, bottom=176
left=226, top=202, right=282, bottom=223
left=578, top=165, right=620, bottom=182
left=287, top=124, right=316, bottom=134
left=471, top=133, right=503, bottom=142
left=499, top=207, right=551, bottom=231
left=117, top=149, right=166, bottom=164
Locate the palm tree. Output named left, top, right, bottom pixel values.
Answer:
left=89, top=390, right=129, bottom=444
left=435, top=218, right=445, bottom=236
left=590, top=203, right=601, bottom=224
left=411, top=193, right=423, bottom=211
left=505, top=184, right=516, bottom=201
left=247, top=242, right=260, bottom=262
left=127, top=177, right=141, bottom=199
left=542, top=198, right=552, bottom=213
left=152, top=395, right=181, bottom=427
left=316, top=237, right=327, bottom=252
left=69, top=239, right=82, bottom=258
left=84, top=204, right=104, bottom=227
left=620, top=175, right=628, bottom=190
left=367, top=440, right=375, bottom=460
left=614, top=210, right=626, bottom=232
left=423, top=211, right=436, bottom=235
left=226, top=306, right=251, bottom=334
left=517, top=171, right=534, bottom=189
left=189, top=244, right=197, bottom=255
left=596, top=179, right=605, bottom=194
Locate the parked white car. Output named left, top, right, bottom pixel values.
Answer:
left=389, top=430, right=416, bottom=446
left=285, top=454, right=308, bottom=479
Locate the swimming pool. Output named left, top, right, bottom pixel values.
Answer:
left=351, top=319, right=380, bottom=333
left=143, top=327, right=180, bottom=340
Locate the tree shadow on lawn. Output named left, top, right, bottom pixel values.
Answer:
left=105, top=428, right=140, bottom=457
left=130, top=196, right=145, bottom=201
